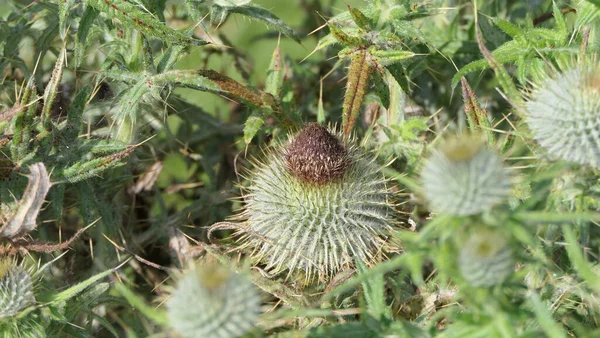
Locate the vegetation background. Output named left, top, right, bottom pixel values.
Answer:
left=2, top=0, right=600, bottom=337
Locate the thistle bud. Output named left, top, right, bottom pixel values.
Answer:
left=525, top=65, right=600, bottom=169
left=236, top=123, right=396, bottom=281
left=166, top=263, right=260, bottom=338
left=421, top=136, right=510, bottom=216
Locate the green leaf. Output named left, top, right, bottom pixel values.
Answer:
left=358, top=261, right=390, bottom=321
left=529, top=293, right=568, bottom=338
left=328, top=23, right=367, bottom=47
left=85, top=0, right=208, bottom=45
left=50, top=268, right=115, bottom=304
left=348, top=5, right=373, bottom=30
left=369, top=48, right=415, bottom=66
left=114, top=283, right=168, bottom=325
left=553, top=1, right=568, bottom=40
left=494, top=18, right=522, bottom=39
left=586, top=0, right=600, bottom=7
left=563, top=225, right=600, bottom=295
left=228, top=5, right=301, bottom=44
left=58, top=0, right=75, bottom=39
left=243, top=111, right=266, bottom=144
left=75, top=5, right=99, bottom=67
left=265, top=43, right=283, bottom=96
left=65, top=86, right=92, bottom=141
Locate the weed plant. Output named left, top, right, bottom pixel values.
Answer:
left=2, top=0, right=600, bottom=337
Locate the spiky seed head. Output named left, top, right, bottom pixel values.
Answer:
left=458, top=228, right=514, bottom=288
left=421, top=136, right=510, bottom=216
left=166, top=263, right=260, bottom=338
left=525, top=65, right=600, bottom=169
left=237, top=124, right=396, bottom=281
left=284, top=123, right=350, bottom=185
left=0, top=259, right=35, bottom=318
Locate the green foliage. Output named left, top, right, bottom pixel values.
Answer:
left=4, top=0, right=600, bottom=337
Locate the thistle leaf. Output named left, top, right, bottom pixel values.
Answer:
left=243, top=112, right=265, bottom=145
left=228, top=5, right=301, bottom=44
left=58, top=0, right=75, bottom=39
left=85, top=0, right=208, bottom=46
left=265, top=43, right=283, bottom=97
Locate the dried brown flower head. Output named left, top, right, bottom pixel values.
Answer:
left=284, top=123, right=350, bottom=184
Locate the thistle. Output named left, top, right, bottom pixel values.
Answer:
left=420, top=136, right=510, bottom=216
left=458, top=228, right=514, bottom=288
left=235, top=123, right=396, bottom=281
left=0, top=258, right=35, bottom=319
left=525, top=64, right=600, bottom=169
left=166, top=263, right=260, bottom=338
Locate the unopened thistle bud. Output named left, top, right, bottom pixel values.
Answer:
left=525, top=65, right=600, bottom=169
left=166, top=263, right=260, bottom=338
left=421, top=136, right=510, bottom=216
left=0, top=259, right=35, bottom=318
left=458, top=229, right=514, bottom=287
left=235, top=123, right=396, bottom=281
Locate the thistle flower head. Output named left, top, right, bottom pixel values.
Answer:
left=420, top=136, right=510, bottom=216
left=284, top=123, right=350, bottom=185
left=0, top=258, right=36, bottom=318
left=236, top=123, right=396, bottom=281
left=458, top=228, right=514, bottom=288
left=166, top=263, right=260, bottom=338
left=525, top=64, right=600, bottom=169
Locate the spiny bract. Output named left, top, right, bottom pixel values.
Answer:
left=458, top=228, right=514, bottom=288
left=166, top=263, right=260, bottom=338
left=0, top=259, right=35, bottom=318
left=236, top=123, right=396, bottom=281
left=421, top=136, right=510, bottom=216
left=525, top=65, right=600, bottom=169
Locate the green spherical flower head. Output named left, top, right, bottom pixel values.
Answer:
left=458, top=229, right=513, bottom=288
left=421, top=136, right=510, bottom=216
left=0, top=259, right=35, bottom=318
left=525, top=65, right=600, bottom=169
left=237, top=123, right=396, bottom=281
left=166, top=264, right=260, bottom=338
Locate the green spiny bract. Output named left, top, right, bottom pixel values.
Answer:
left=458, top=228, right=514, bottom=288
left=166, top=263, right=260, bottom=338
left=0, top=259, right=35, bottom=319
left=236, top=123, right=396, bottom=281
left=525, top=64, right=600, bottom=169
left=420, top=136, right=510, bottom=216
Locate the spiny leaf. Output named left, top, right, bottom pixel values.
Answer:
left=114, top=283, right=168, bottom=325
left=265, top=43, right=283, bottom=97
left=369, top=48, right=415, bottom=66
left=529, top=293, right=568, bottom=338
left=328, top=23, right=367, bottom=47
left=50, top=267, right=117, bottom=304
left=348, top=5, right=373, bottom=30
left=494, top=18, right=522, bottom=39
left=65, top=86, right=92, bottom=141
left=85, top=0, right=208, bottom=46
left=228, top=4, right=301, bottom=44
left=243, top=111, right=265, bottom=145
left=62, top=148, right=134, bottom=183
left=75, top=5, right=99, bottom=67
left=59, top=0, right=75, bottom=39
left=553, top=1, right=568, bottom=40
